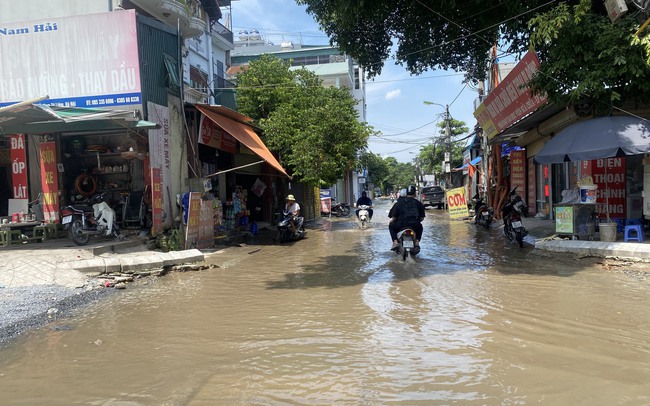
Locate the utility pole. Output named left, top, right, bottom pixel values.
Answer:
left=443, top=104, right=452, bottom=188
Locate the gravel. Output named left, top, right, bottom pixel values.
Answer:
left=0, top=285, right=115, bottom=345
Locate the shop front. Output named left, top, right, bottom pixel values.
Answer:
left=190, top=104, right=290, bottom=233
left=535, top=115, right=650, bottom=233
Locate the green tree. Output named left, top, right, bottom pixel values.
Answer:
left=528, top=0, right=650, bottom=113
left=295, top=0, right=554, bottom=80
left=384, top=157, right=416, bottom=192
left=418, top=119, right=468, bottom=178
left=236, top=55, right=375, bottom=185
left=359, top=151, right=390, bottom=192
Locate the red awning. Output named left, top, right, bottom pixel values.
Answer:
left=195, top=104, right=290, bottom=178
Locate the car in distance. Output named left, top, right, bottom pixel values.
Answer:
left=419, top=185, right=446, bottom=209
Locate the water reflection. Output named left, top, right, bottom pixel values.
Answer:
left=1, top=201, right=650, bottom=405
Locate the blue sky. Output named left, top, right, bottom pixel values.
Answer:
left=230, top=0, right=479, bottom=163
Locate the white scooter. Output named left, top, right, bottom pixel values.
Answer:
left=61, top=193, right=122, bottom=246
left=357, top=205, right=372, bottom=229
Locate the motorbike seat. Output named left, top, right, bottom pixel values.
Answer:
left=67, top=205, right=94, bottom=212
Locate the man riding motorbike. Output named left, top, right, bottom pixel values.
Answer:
left=284, top=194, right=300, bottom=234
left=355, top=191, right=373, bottom=220
left=388, top=185, right=425, bottom=251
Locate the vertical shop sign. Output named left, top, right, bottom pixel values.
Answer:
left=184, top=192, right=202, bottom=249
left=197, top=200, right=214, bottom=249
left=527, top=157, right=536, bottom=215
left=592, top=157, right=626, bottom=219
left=10, top=134, right=28, bottom=199
left=510, top=150, right=526, bottom=197
left=445, top=187, right=469, bottom=219
left=150, top=168, right=163, bottom=235
left=39, top=142, right=59, bottom=223
left=148, top=101, right=172, bottom=226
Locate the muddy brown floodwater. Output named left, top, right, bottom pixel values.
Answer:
left=1, top=200, right=650, bottom=405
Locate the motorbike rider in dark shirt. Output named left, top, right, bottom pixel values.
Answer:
left=388, top=185, right=425, bottom=251
left=355, top=191, right=373, bottom=220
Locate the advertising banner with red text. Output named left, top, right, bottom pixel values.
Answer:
left=184, top=192, right=202, bottom=249
left=198, top=114, right=238, bottom=153
left=10, top=134, right=28, bottom=199
left=39, top=142, right=59, bottom=223
left=473, top=51, right=547, bottom=139
left=509, top=150, right=526, bottom=196
left=150, top=167, right=163, bottom=235
left=582, top=158, right=626, bottom=219
left=446, top=187, right=469, bottom=219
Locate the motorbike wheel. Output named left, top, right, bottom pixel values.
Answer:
left=503, top=225, right=514, bottom=241
left=485, top=218, right=492, bottom=229
left=515, top=230, right=524, bottom=248
left=70, top=219, right=90, bottom=246
left=340, top=205, right=351, bottom=217
left=402, top=247, right=408, bottom=261
left=332, top=207, right=342, bottom=217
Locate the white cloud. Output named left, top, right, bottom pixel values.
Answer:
left=385, top=89, right=401, bottom=100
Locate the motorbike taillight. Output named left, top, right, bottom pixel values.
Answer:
left=61, top=208, right=73, bottom=216
left=510, top=212, right=522, bottom=221
left=403, top=229, right=415, bottom=236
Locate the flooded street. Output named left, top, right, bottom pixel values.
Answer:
left=2, top=200, right=650, bottom=405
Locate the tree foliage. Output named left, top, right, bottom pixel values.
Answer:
left=295, top=0, right=554, bottom=80
left=528, top=0, right=650, bottom=113
left=235, top=55, right=375, bottom=185
left=384, top=157, right=416, bottom=192
left=417, top=119, right=468, bottom=178
left=359, top=151, right=390, bottom=191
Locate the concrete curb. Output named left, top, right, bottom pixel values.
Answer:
left=535, top=239, right=650, bottom=260
left=66, top=249, right=205, bottom=273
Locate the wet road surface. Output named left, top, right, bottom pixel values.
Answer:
left=1, top=200, right=650, bottom=405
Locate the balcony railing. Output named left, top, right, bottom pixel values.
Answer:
left=211, top=21, right=233, bottom=45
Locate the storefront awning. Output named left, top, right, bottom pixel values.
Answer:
left=195, top=104, right=290, bottom=178
left=0, top=99, right=160, bottom=135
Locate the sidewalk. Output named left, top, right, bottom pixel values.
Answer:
left=0, top=237, right=204, bottom=289
left=523, top=216, right=650, bottom=260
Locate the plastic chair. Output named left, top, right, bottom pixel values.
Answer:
left=626, top=218, right=643, bottom=226
left=613, top=218, right=625, bottom=233
left=624, top=225, right=644, bottom=242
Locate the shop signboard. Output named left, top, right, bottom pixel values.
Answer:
left=446, top=187, right=469, bottom=219
left=555, top=206, right=574, bottom=234
left=510, top=150, right=526, bottom=195
left=10, top=134, right=28, bottom=199
left=184, top=192, right=201, bottom=249
left=197, top=200, right=214, bottom=249
left=39, top=141, right=59, bottom=222
left=148, top=101, right=171, bottom=227
left=0, top=11, right=142, bottom=108
left=582, top=157, right=627, bottom=219
left=198, top=115, right=238, bottom=153
left=150, top=167, right=163, bottom=235
left=473, top=51, right=547, bottom=140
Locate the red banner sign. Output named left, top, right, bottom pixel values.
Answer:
left=199, top=115, right=237, bottom=153
left=39, top=142, right=60, bottom=223
left=510, top=150, right=526, bottom=198
left=151, top=167, right=163, bottom=234
left=582, top=158, right=626, bottom=219
left=185, top=192, right=202, bottom=249
left=10, top=134, right=28, bottom=199
left=474, top=51, right=547, bottom=139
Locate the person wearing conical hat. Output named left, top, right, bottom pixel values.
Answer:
left=284, top=194, right=300, bottom=234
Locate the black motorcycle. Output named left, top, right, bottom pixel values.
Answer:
left=394, top=227, right=420, bottom=261
left=331, top=200, right=351, bottom=217
left=61, top=193, right=121, bottom=246
left=276, top=210, right=305, bottom=243
left=472, top=195, right=494, bottom=229
left=501, top=187, right=529, bottom=247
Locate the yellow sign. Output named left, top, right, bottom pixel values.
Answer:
left=446, top=187, right=469, bottom=219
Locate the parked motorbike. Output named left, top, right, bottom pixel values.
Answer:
left=472, top=195, right=494, bottom=229
left=276, top=210, right=305, bottom=243
left=501, top=187, right=529, bottom=247
left=357, top=205, right=371, bottom=229
left=394, top=227, right=420, bottom=260
left=61, top=193, right=122, bottom=246
left=331, top=201, right=351, bottom=217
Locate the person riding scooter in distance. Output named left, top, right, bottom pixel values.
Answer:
left=388, top=185, right=425, bottom=251
left=284, top=194, right=300, bottom=234
left=355, top=191, right=373, bottom=220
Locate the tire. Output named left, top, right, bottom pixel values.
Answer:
left=340, top=205, right=351, bottom=217
left=437, top=203, right=443, bottom=209
left=485, top=218, right=491, bottom=229
left=402, top=247, right=408, bottom=261
left=332, top=207, right=342, bottom=217
left=515, top=230, right=524, bottom=247
left=504, top=225, right=514, bottom=241
left=70, top=219, right=90, bottom=246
